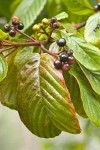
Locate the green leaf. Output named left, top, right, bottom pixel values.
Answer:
left=16, top=52, right=81, bottom=138
left=62, top=0, right=93, bottom=15
left=49, top=42, right=59, bottom=53
left=0, top=0, right=21, bottom=19
left=61, top=31, right=100, bottom=71
left=84, top=12, right=100, bottom=46
left=55, top=12, right=68, bottom=20
left=63, top=71, right=87, bottom=118
left=0, top=30, right=8, bottom=41
left=70, top=63, right=100, bottom=126
left=12, top=0, right=47, bottom=31
left=0, top=54, right=8, bottom=82
left=0, top=47, right=33, bottom=110
left=0, top=51, right=18, bottom=109
left=79, top=64, right=100, bottom=95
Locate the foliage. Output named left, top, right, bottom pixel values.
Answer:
left=0, top=0, right=100, bottom=138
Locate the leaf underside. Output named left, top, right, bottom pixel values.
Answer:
left=16, top=53, right=81, bottom=138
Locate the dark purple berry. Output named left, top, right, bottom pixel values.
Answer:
left=18, top=22, right=24, bottom=30
left=62, top=63, right=70, bottom=71
left=67, top=50, right=73, bottom=56
left=57, top=38, right=66, bottom=47
left=53, top=23, right=60, bottom=29
left=60, top=53, right=68, bottom=62
left=12, top=20, right=19, bottom=26
left=50, top=17, right=57, bottom=23
left=4, top=24, right=11, bottom=31
left=54, top=60, right=62, bottom=69
left=94, top=3, right=100, bottom=11
left=9, top=29, right=16, bottom=37
left=67, top=56, right=75, bottom=64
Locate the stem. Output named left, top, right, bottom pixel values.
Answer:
left=0, top=46, right=15, bottom=53
left=16, top=28, right=35, bottom=42
left=40, top=44, right=58, bottom=59
left=4, top=48, right=17, bottom=58
left=75, top=21, right=86, bottom=30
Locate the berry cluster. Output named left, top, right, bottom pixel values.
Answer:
left=54, top=50, right=75, bottom=71
left=4, top=16, right=24, bottom=37
left=54, top=38, right=75, bottom=71
left=32, top=18, right=49, bottom=32
left=94, top=3, right=100, bottom=12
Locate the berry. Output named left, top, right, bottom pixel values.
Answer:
left=12, top=20, right=19, bottom=26
left=4, top=24, right=11, bottom=31
left=57, top=38, right=66, bottom=47
left=9, top=29, right=16, bottom=37
left=67, top=50, right=73, bottom=56
left=32, top=24, right=40, bottom=31
left=67, top=56, right=75, bottom=64
left=94, top=3, right=100, bottom=11
left=60, top=53, right=68, bottom=62
left=50, top=17, right=57, bottom=23
left=18, top=22, right=24, bottom=30
left=62, top=63, right=70, bottom=71
left=53, top=23, right=60, bottom=29
left=54, top=60, right=62, bottom=69
left=42, top=18, right=49, bottom=25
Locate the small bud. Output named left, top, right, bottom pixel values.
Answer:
left=32, top=24, right=40, bottom=31
left=42, top=18, right=49, bottom=25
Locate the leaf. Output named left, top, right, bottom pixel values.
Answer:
left=62, top=0, right=93, bottom=15
left=70, top=63, right=100, bottom=126
left=63, top=71, right=87, bottom=118
left=15, top=52, right=81, bottom=138
left=0, top=51, right=19, bottom=109
left=0, top=47, right=33, bottom=110
left=0, top=30, right=8, bottom=41
left=79, top=64, right=100, bottom=95
left=49, top=42, right=59, bottom=53
left=12, top=0, right=47, bottom=31
left=84, top=12, right=100, bottom=46
left=55, top=12, right=68, bottom=20
left=0, top=54, right=8, bottom=82
left=61, top=31, right=100, bottom=71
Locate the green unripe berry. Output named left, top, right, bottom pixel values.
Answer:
left=42, top=18, right=49, bottom=25
left=32, top=24, right=40, bottom=31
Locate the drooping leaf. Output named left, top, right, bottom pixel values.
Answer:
left=62, top=0, right=93, bottom=15
left=0, top=54, right=8, bottom=82
left=12, top=0, right=47, bottom=31
left=15, top=51, right=81, bottom=138
left=70, top=62, right=100, bottom=126
left=55, top=12, right=68, bottom=20
left=0, top=51, right=18, bottom=109
left=0, top=30, right=8, bottom=41
left=84, top=12, right=100, bottom=46
left=79, top=64, right=100, bottom=95
left=0, top=47, right=33, bottom=109
left=63, top=71, right=87, bottom=118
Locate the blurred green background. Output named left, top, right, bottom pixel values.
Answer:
left=0, top=0, right=100, bottom=150
left=0, top=103, right=100, bottom=150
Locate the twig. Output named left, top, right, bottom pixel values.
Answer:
left=75, top=21, right=86, bottom=30
left=40, top=44, right=58, bottom=59
left=16, top=28, right=35, bottom=42
left=0, top=46, right=15, bottom=53
left=4, top=48, right=17, bottom=58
